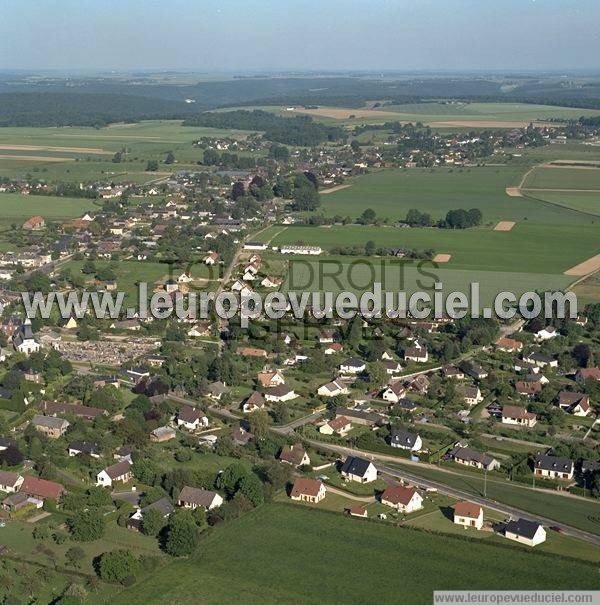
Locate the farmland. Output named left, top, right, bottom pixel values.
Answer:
left=522, top=165, right=600, bottom=191
left=0, top=192, right=99, bottom=221
left=0, top=121, right=253, bottom=183
left=110, top=503, right=599, bottom=605
left=281, top=101, right=600, bottom=127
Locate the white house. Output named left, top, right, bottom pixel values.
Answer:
left=454, top=501, right=483, bottom=530
left=0, top=471, right=24, bottom=493
left=340, top=456, right=378, bottom=483
left=177, top=406, right=209, bottom=431
left=382, top=382, right=406, bottom=403
left=380, top=486, right=423, bottom=513
left=96, top=460, right=132, bottom=488
left=12, top=319, right=40, bottom=356
left=339, top=358, right=366, bottom=374
left=178, top=486, right=223, bottom=510
left=390, top=428, right=422, bottom=452
left=535, top=327, right=558, bottom=341
left=317, top=380, right=349, bottom=397
left=505, top=519, right=546, bottom=547
left=264, top=385, right=297, bottom=403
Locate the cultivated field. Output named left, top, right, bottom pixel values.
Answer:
left=286, top=101, right=600, bottom=127
left=0, top=121, right=252, bottom=183
left=110, top=504, right=599, bottom=605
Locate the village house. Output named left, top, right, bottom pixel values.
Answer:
left=128, top=498, right=174, bottom=531
left=522, top=352, right=558, bottom=369
left=380, top=485, right=423, bottom=513
left=257, top=370, right=285, bottom=388
left=20, top=476, right=65, bottom=502
left=442, top=365, right=465, bottom=380
left=390, top=428, right=422, bottom=452
left=207, top=381, right=230, bottom=401
left=403, top=347, right=428, bottom=363
left=534, top=327, right=558, bottom=341
left=0, top=471, right=24, bottom=493
left=177, top=406, right=209, bottom=431
left=339, top=358, right=366, bottom=374
left=178, top=486, right=223, bottom=510
left=96, top=460, right=133, bottom=488
left=264, top=385, right=297, bottom=403
left=68, top=441, right=101, bottom=458
left=463, top=386, right=483, bottom=406
left=317, top=380, right=349, bottom=397
left=324, top=343, right=343, bottom=355
left=381, top=382, right=406, bottom=403
left=150, top=426, right=176, bottom=442
left=279, top=444, right=310, bottom=467
left=495, top=337, right=523, bottom=352
left=448, top=446, right=500, bottom=471
left=232, top=425, right=253, bottom=446
left=533, top=454, right=574, bottom=480
left=505, top=519, right=546, bottom=547
left=203, top=251, right=219, bottom=265
left=575, top=368, right=600, bottom=383
left=454, top=501, right=483, bottom=530
left=290, top=478, right=326, bottom=503
left=320, top=416, right=352, bottom=437
left=340, top=456, right=378, bottom=483
left=383, top=360, right=403, bottom=375
left=31, top=415, right=69, bottom=439
left=238, top=346, right=268, bottom=359
left=557, top=391, right=591, bottom=416
left=42, top=401, right=106, bottom=421
left=335, top=407, right=383, bottom=427
left=515, top=380, right=542, bottom=399
left=242, top=391, right=265, bottom=413
left=501, top=405, right=537, bottom=427
left=260, top=275, right=282, bottom=288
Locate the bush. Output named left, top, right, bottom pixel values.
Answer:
left=98, top=549, right=139, bottom=584
left=68, top=509, right=105, bottom=541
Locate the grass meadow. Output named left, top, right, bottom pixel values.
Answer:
left=109, top=503, right=599, bottom=605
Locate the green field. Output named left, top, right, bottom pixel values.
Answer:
left=110, top=504, right=599, bottom=605
left=523, top=166, right=600, bottom=191
left=0, top=120, right=252, bottom=183
left=528, top=191, right=600, bottom=216
left=0, top=192, right=99, bottom=221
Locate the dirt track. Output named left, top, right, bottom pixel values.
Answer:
left=0, top=144, right=109, bottom=154
left=0, top=155, right=76, bottom=162
left=564, top=254, right=600, bottom=276
left=321, top=184, right=351, bottom=194
left=505, top=188, right=522, bottom=197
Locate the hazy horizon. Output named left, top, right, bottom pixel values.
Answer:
left=1, top=0, right=599, bottom=72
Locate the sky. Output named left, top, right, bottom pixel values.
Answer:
left=0, top=0, right=598, bottom=72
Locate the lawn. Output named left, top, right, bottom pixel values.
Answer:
left=109, top=503, right=599, bottom=605
left=0, top=192, right=99, bottom=221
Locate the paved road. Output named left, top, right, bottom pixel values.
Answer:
left=303, top=439, right=600, bottom=547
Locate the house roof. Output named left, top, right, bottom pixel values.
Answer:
left=342, top=357, right=365, bottom=368
left=179, top=486, right=221, bottom=508
left=178, top=406, right=205, bottom=423
left=534, top=454, right=573, bottom=473
left=390, top=428, right=419, bottom=448
left=32, top=414, right=69, bottom=430
left=505, top=518, right=542, bottom=540
left=20, top=476, right=65, bottom=500
left=328, top=416, right=351, bottom=431
left=102, top=460, right=132, bottom=480
left=454, top=500, right=482, bottom=519
left=381, top=485, right=418, bottom=506
left=279, top=444, right=307, bottom=466
left=140, top=497, right=174, bottom=517
left=290, top=478, right=323, bottom=498
left=0, top=470, right=21, bottom=487
left=42, top=401, right=105, bottom=420
left=502, top=405, right=536, bottom=420
left=266, top=384, right=294, bottom=398
left=340, top=456, right=372, bottom=477
left=69, top=441, right=100, bottom=455
left=449, top=446, right=496, bottom=468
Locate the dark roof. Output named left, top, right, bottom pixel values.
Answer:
left=505, top=518, right=542, bottom=540
left=68, top=441, right=100, bottom=455
left=534, top=454, right=573, bottom=473
left=140, top=497, right=174, bottom=517
left=340, top=456, right=372, bottom=477
left=390, top=428, right=419, bottom=448
left=449, top=446, right=496, bottom=468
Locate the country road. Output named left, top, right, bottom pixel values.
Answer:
left=302, top=438, right=600, bottom=547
